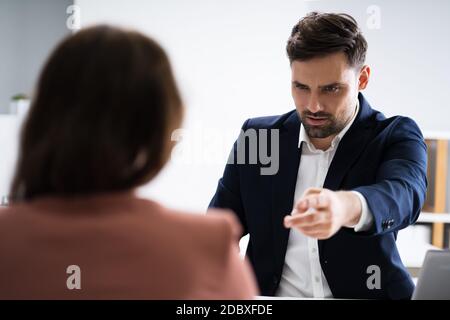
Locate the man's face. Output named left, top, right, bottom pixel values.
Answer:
left=291, top=52, right=367, bottom=139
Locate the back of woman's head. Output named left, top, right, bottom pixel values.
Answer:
left=10, top=25, right=183, bottom=201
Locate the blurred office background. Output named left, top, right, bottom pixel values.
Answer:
left=1, top=0, right=450, bottom=277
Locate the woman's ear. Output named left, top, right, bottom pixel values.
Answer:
left=358, top=65, right=371, bottom=91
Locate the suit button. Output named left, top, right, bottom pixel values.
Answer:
left=272, top=276, right=278, bottom=285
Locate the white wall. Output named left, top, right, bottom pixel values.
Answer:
left=75, top=0, right=308, bottom=211
left=69, top=0, right=450, bottom=212
left=0, top=0, right=73, bottom=114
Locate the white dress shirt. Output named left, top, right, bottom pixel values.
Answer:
left=276, top=101, right=373, bottom=298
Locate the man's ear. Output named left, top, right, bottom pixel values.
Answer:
left=358, top=65, right=370, bottom=90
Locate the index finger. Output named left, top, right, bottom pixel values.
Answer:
left=295, top=193, right=329, bottom=212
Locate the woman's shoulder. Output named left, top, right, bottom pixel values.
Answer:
left=158, top=204, right=242, bottom=241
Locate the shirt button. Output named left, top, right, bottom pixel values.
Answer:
left=311, top=248, right=317, bottom=253
left=315, top=276, right=320, bottom=283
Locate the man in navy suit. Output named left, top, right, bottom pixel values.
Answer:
left=209, top=12, right=427, bottom=299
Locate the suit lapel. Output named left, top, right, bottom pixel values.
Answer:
left=271, top=111, right=301, bottom=274
left=323, top=93, right=375, bottom=191
left=323, top=127, right=372, bottom=191
left=319, top=93, right=376, bottom=253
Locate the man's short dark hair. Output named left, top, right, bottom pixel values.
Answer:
left=286, top=12, right=368, bottom=68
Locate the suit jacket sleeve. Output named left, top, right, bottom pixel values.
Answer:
left=208, top=119, right=250, bottom=238
left=352, top=117, right=428, bottom=236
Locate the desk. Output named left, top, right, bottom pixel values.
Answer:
left=256, top=296, right=337, bottom=300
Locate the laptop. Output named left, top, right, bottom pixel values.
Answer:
left=412, top=250, right=450, bottom=300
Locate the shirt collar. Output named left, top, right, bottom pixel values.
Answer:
left=298, top=99, right=359, bottom=151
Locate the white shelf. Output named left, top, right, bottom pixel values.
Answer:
left=423, top=131, right=450, bottom=140
left=417, top=212, right=450, bottom=224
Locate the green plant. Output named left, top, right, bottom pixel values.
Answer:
left=11, top=93, right=29, bottom=101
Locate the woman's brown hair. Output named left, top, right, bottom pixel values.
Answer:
left=10, top=25, right=183, bottom=201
